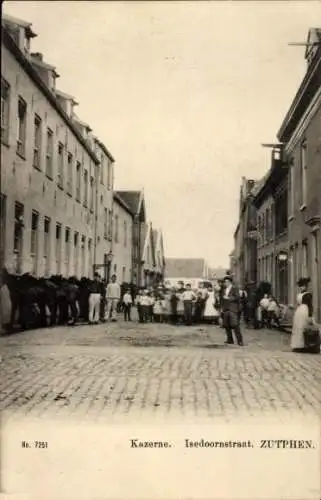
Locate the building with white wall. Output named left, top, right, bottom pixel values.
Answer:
left=112, top=192, right=133, bottom=283
left=1, top=14, right=114, bottom=279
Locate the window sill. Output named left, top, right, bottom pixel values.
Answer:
left=46, top=174, right=53, bottom=181
left=57, top=185, right=64, bottom=191
left=1, top=139, right=10, bottom=148
left=288, top=215, right=294, bottom=222
left=300, top=204, right=307, bottom=212
left=67, top=192, right=72, bottom=198
left=76, top=197, right=81, bottom=203
left=33, top=164, right=42, bottom=171
left=16, top=151, right=26, bottom=160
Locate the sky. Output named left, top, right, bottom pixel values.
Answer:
left=4, top=1, right=321, bottom=268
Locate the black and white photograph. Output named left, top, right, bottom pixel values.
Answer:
left=0, top=1, right=321, bottom=499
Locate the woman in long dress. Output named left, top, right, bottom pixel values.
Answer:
left=291, top=277, right=318, bottom=353
left=203, top=286, right=220, bottom=324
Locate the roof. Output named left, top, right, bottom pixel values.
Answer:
left=2, top=13, right=37, bottom=38
left=165, top=258, right=206, bottom=278
left=113, top=192, right=133, bottom=216
left=115, top=191, right=142, bottom=216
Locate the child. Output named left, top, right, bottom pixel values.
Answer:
left=140, top=290, right=151, bottom=323
left=135, top=289, right=143, bottom=323
left=123, top=288, right=133, bottom=322
left=153, top=295, right=163, bottom=323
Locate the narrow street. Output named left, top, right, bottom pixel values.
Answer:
left=1, top=320, right=321, bottom=422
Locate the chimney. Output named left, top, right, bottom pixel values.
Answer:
left=31, top=52, right=43, bottom=61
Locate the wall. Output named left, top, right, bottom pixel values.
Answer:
left=112, top=200, right=132, bottom=283
left=1, top=45, right=98, bottom=277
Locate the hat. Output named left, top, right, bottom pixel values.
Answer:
left=297, top=277, right=310, bottom=287
left=223, top=274, right=233, bottom=282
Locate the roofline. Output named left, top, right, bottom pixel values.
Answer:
left=94, top=137, right=115, bottom=163
left=2, top=26, right=100, bottom=165
left=277, top=45, right=321, bottom=141
left=113, top=193, right=133, bottom=216
left=2, top=14, right=37, bottom=37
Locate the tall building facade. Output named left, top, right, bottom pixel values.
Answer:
left=1, top=14, right=114, bottom=279
left=277, top=28, right=321, bottom=320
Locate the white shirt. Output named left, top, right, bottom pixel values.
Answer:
left=106, top=282, right=121, bottom=299
left=123, top=293, right=132, bottom=305
left=182, top=290, right=195, bottom=301
left=260, top=297, right=270, bottom=310
left=140, top=295, right=151, bottom=306
left=224, top=285, right=232, bottom=298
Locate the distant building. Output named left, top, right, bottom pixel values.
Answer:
left=233, top=177, right=259, bottom=286
left=165, top=258, right=209, bottom=283
left=115, top=190, right=146, bottom=286
left=112, top=192, right=133, bottom=283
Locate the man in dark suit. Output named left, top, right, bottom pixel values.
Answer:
left=221, top=275, right=244, bottom=346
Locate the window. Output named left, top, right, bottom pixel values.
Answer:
left=13, top=203, right=24, bottom=273
left=76, top=161, right=81, bottom=201
left=17, top=97, right=27, bottom=156
left=90, top=176, right=94, bottom=211
left=122, top=266, right=126, bottom=282
left=31, top=211, right=39, bottom=274
left=33, top=115, right=42, bottom=169
left=107, top=161, right=112, bottom=190
left=44, top=217, right=51, bottom=275
left=57, top=142, right=64, bottom=188
left=104, top=208, right=108, bottom=239
left=81, top=235, right=86, bottom=275
left=124, top=220, right=127, bottom=247
left=55, top=223, right=62, bottom=272
left=114, top=214, right=119, bottom=243
left=289, top=164, right=295, bottom=216
left=46, top=128, right=53, bottom=178
left=108, top=210, right=113, bottom=240
left=100, top=154, right=104, bottom=185
left=88, top=238, right=92, bottom=276
left=275, top=190, right=288, bottom=236
left=302, top=241, right=308, bottom=278
left=300, top=140, right=307, bottom=207
left=83, top=170, right=88, bottom=207
left=65, top=227, right=70, bottom=276
left=67, top=152, right=73, bottom=195
left=74, top=232, right=79, bottom=276
left=1, top=78, right=10, bottom=144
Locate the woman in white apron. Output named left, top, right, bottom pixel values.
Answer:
left=291, top=277, right=318, bottom=353
left=203, top=285, right=220, bottom=324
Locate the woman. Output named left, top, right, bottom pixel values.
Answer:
left=291, top=277, right=320, bottom=354
left=203, top=285, right=220, bottom=324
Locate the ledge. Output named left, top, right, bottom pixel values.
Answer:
left=288, top=215, right=294, bottom=222
left=299, top=204, right=307, bottom=212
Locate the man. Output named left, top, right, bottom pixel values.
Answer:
left=89, top=273, right=102, bottom=325
left=106, top=274, right=121, bottom=321
left=182, top=283, right=195, bottom=326
left=122, top=288, right=133, bottom=322
left=221, top=275, right=244, bottom=346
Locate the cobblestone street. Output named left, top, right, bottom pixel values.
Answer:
left=1, top=320, right=321, bottom=422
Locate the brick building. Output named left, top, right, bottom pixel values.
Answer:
left=252, top=147, right=289, bottom=303
left=233, top=177, right=259, bottom=286
left=1, top=15, right=115, bottom=279
left=277, top=28, right=321, bottom=320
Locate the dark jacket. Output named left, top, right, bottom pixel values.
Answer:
left=221, top=285, right=240, bottom=314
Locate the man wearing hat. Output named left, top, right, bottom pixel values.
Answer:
left=221, top=274, right=244, bottom=346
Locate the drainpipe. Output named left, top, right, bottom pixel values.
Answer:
left=93, top=161, right=99, bottom=277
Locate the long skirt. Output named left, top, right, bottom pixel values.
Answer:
left=0, top=284, right=12, bottom=327
left=291, top=304, right=309, bottom=350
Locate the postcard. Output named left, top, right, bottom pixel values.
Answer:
left=0, top=1, right=320, bottom=499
